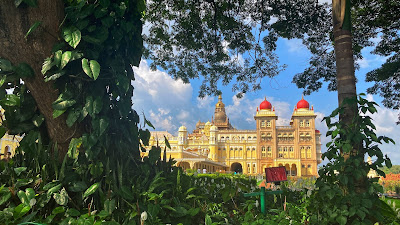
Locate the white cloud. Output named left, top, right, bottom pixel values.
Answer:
left=225, top=94, right=294, bottom=129
left=284, top=38, right=306, bottom=53
left=365, top=95, right=400, bottom=164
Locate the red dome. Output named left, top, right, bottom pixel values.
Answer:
left=260, top=98, right=272, bottom=110
left=296, top=97, right=309, bottom=109
left=315, top=130, right=320, bottom=133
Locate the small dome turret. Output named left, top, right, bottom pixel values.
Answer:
left=178, top=125, right=187, bottom=131
left=259, top=97, right=272, bottom=110
left=296, top=96, right=309, bottom=109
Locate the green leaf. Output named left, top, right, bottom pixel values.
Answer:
left=0, top=59, right=14, bottom=72
left=69, top=181, right=87, bottom=192
left=17, top=190, right=29, bottom=206
left=68, top=137, right=82, bottom=159
left=90, top=60, right=100, bottom=80
left=62, top=26, right=81, bottom=49
left=164, top=135, right=171, bottom=149
left=41, top=58, right=53, bottom=75
left=52, top=99, right=76, bottom=110
left=32, top=114, right=45, bottom=127
left=83, top=183, right=99, bottom=198
left=82, top=58, right=92, bottom=78
left=119, top=186, right=134, bottom=200
left=52, top=206, right=65, bottom=215
left=205, top=215, right=212, bottom=225
left=336, top=215, right=347, bottom=225
left=0, top=75, right=6, bottom=87
left=44, top=71, right=65, bottom=82
left=104, top=199, right=116, bottom=214
left=0, top=126, right=6, bottom=139
left=53, top=109, right=66, bottom=118
left=61, top=51, right=72, bottom=69
left=66, top=208, right=81, bottom=217
left=15, top=63, right=34, bottom=78
left=47, top=183, right=62, bottom=196
left=66, top=108, right=81, bottom=127
left=98, top=118, right=109, bottom=136
left=93, top=97, right=103, bottom=114
left=0, top=192, right=11, bottom=205
left=25, top=188, right=35, bottom=202
left=14, top=167, right=27, bottom=176
left=25, top=21, right=41, bottom=39
left=53, top=188, right=68, bottom=206
left=0, top=94, right=20, bottom=107
left=13, top=203, right=31, bottom=220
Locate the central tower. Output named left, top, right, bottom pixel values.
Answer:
left=212, top=95, right=233, bottom=130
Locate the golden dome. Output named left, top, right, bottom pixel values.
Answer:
left=178, top=125, right=187, bottom=131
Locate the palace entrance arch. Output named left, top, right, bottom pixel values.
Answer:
left=230, top=162, right=243, bottom=173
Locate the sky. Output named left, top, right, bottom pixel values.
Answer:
left=131, top=6, right=399, bottom=165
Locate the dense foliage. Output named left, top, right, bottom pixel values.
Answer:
left=309, top=94, right=396, bottom=224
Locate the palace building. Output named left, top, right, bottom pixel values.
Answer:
left=145, top=95, right=322, bottom=177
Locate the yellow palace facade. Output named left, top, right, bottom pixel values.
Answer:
left=145, top=95, right=322, bottom=177
left=0, top=109, right=22, bottom=161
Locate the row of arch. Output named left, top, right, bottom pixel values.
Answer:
left=220, top=136, right=257, bottom=141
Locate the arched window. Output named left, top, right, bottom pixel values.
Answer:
left=306, top=120, right=310, bottom=127
left=261, top=120, right=266, bottom=127
left=261, top=146, right=266, bottom=157
left=301, top=147, right=306, bottom=158
left=289, top=147, right=294, bottom=158
left=306, top=147, right=312, bottom=158
left=267, top=120, right=271, bottom=127
left=300, top=120, right=304, bottom=127
left=267, top=146, right=272, bottom=157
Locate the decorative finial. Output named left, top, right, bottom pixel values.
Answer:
left=273, top=106, right=275, bottom=111
left=264, top=96, right=266, bottom=100
left=301, top=94, right=304, bottom=100
left=218, top=95, right=222, bottom=101
left=311, top=105, right=314, bottom=110
left=257, top=107, right=259, bottom=111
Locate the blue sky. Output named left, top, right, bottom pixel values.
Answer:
left=132, top=33, right=399, bottom=165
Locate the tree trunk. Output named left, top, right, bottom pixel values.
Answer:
left=333, top=0, right=366, bottom=194
left=332, top=0, right=357, bottom=123
left=0, top=1, right=79, bottom=157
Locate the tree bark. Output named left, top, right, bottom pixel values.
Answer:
left=0, top=1, right=79, bottom=157
left=332, top=0, right=357, bottom=124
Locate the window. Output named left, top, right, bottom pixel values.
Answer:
left=306, top=120, right=310, bottom=127
left=247, top=163, right=251, bottom=174
left=253, top=163, right=256, bottom=173
left=267, top=147, right=272, bottom=157
left=289, top=147, right=294, bottom=158
left=283, top=147, right=288, bottom=158
left=267, top=120, right=271, bottom=127
left=300, top=120, right=304, bottom=127
left=252, top=147, right=256, bottom=151
left=247, top=147, right=250, bottom=151
left=261, top=120, right=266, bottom=127
left=307, top=147, right=312, bottom=158
left=301, top=147, right=305, bottom=158
left=261, top=146, right=266, bottom=157
left=253, top=136, right=257, bottom=140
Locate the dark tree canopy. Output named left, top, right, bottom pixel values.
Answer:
left=143, top=0, right=328, bottom=97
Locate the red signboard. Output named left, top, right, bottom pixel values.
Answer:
left=265, top=166, right=287, bottom=183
